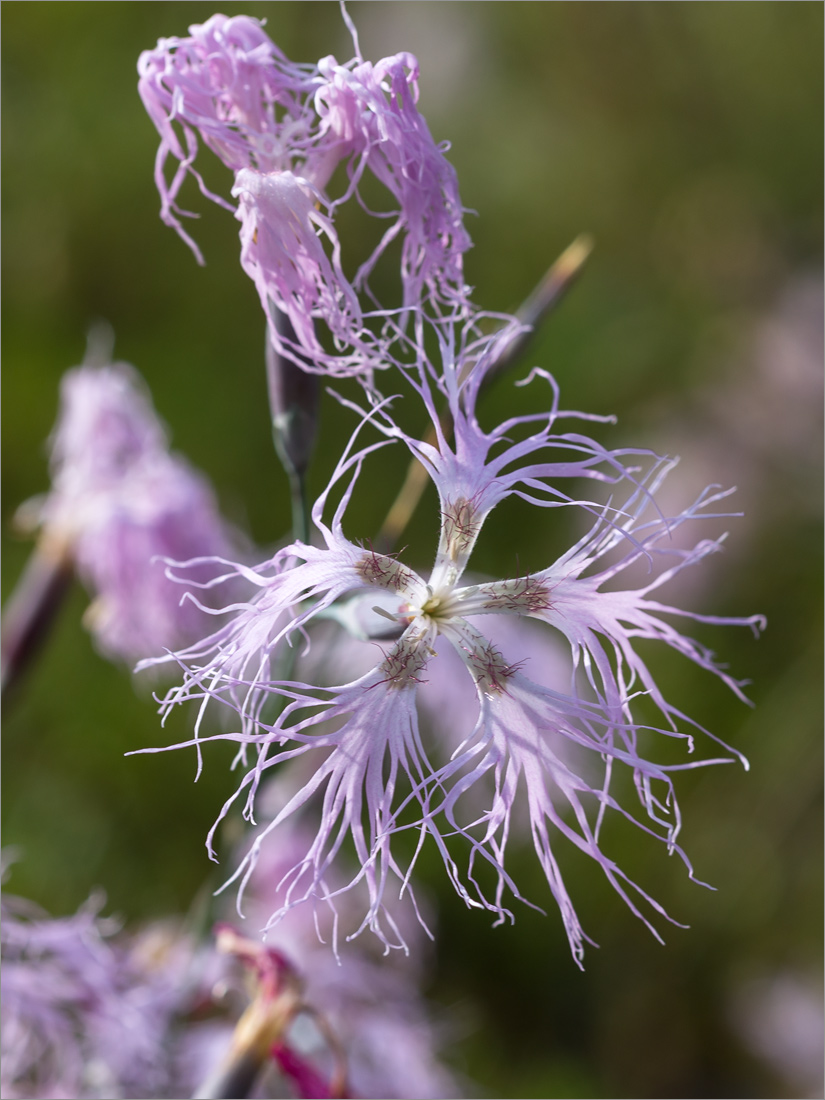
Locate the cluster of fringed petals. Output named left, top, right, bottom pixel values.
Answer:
left=136, top=13, right=765, bottom=965
left=138, top=10, right=471, bottom=375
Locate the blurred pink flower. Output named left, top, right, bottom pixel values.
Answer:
left=30, top=362, right=244, bottom=664
left=0, top=889, right=191, bottom=1099
left=729, top=969, right=825, bottom=1099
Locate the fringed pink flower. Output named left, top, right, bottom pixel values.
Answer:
left=137, top=341, right=763, bottom=963
left=138, top=13, right=472, bottom=373
left=137, top=13, right=320, bottom=260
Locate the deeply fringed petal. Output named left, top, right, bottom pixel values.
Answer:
left=429, top=646, right=704, bottom=967
left=137, top=625, right=444, bottom=954
left=523, top=474, right=767, bottom=746
left=315, top=52, right=472, bottom=311
left=333, top=315, right=659, bottom=589
left=137, top=14, right=320, bottom=258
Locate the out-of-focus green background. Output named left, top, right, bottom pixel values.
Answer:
left=3, top=3, right=822, bottom=1098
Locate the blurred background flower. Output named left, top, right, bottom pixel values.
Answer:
left=1, top=868, right=212, bottom=1100
left=2, top=4, right=821, bottom=1098
left=7, top=356, right=247, bottom=671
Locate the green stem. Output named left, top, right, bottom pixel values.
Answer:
left=286, top=467, right=311, bottom=548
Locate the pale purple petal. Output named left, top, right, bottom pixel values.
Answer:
left=140, top=631, right=440, bottom=955
left=521, top=473, right=767, bottom=740
left=315, top=52, right=472, bottom=310
left=431, top=662, right=694, bottom=967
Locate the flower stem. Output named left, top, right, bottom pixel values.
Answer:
left=193, top=926, right=333, bottom=1100
left=1, top=537, right=73, bottom=701
left=265, top=312, right=320, bottom=547
left=487, top=233, right=593, bottom=382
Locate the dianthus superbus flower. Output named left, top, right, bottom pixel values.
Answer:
left=138, top=12, right=471, bottom=375
left=137, top=307, right=764, bottom=965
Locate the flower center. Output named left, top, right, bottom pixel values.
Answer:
left=420, top=592, right=445, bottom=619
left=415, top=584, right=466, bottom=624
